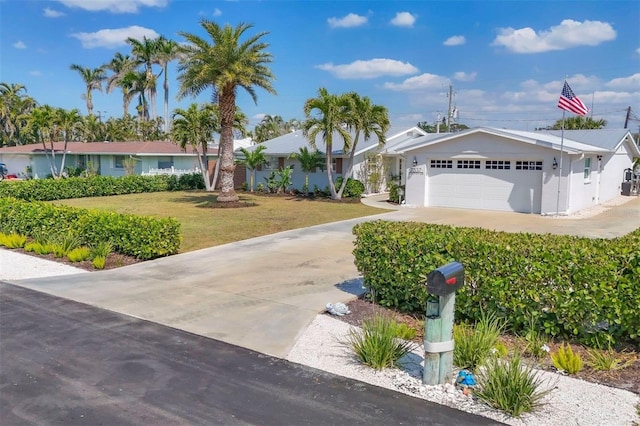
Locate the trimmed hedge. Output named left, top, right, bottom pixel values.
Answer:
left=0, top=197, right=180, bottom=260
left=335, top=177, right=366, bottom=198
left=353, top=221, right=640, bottom=347
left=0, top=174, right=205, bottom=201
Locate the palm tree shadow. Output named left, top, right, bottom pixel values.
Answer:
left=169, top=193, right=259, bottom=208
left=335, top=277, right=366, bottom=296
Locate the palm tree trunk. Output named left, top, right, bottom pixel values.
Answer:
left=337, top=135, right=358, bottom=198
left=164, top=69, right=170, bottom=133
left=217, top=88, right=239, bottom=202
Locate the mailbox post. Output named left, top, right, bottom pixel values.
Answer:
left=423, top=261, right=464, bottom=385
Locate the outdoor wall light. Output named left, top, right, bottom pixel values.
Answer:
left=552, top=157, right=558, bottom=170
left=413, top=156, right=418, bottom=166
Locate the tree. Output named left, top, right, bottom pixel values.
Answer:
left=0, top=82, right=36, bottom=146
left=170, top=103, right=219, bottom=191
left=69, top=64, right=106, bottom=116
left=289, top=146, right=324, bottom=193
left=104, top=53, right=136, bottom=117
left=177, top=20, right=276, bottom=202
left=156, top=36, right=180, bottom=133
left=127, top=36, right=160, bottom=121
left=340, top=92, right=389, bottom=199
left=25, top=105, right=58, bottom=176
left=303, top=88, right=351, bottom=200
left=52, top=108, right=82, bottom=177
left=550, top=116, right=607, bottom=130
left=239, top=145, right=268, bottom=191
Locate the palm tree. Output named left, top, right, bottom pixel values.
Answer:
left=239, top=145, right=267, bottom=191
left=25, top=105, right=59, bottom=176
left=127, top=36, right=160, bottom=121
left=289, top=146, right=324, bottom=193
left=339, top=92, right=390, bottom=198
left=52, top=108, right=82, bottom=177
left=155, top=36, right=180, bottom=133
left=69, top=64, right=106, bottom=116
left=104, top=53, right=136, bottom=117
left=170, top=103, right=219, bottom=190
left=177, top=20, right=276, bottom=202
left=550, top=116, right=607, bottom=130
left=303, top=88, right=351, bottom=200
left=0, top=83, right=36, bottom=146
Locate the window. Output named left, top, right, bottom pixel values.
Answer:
left=584, top=158, right=591, bottom=181
left=485, top=160, right=511, bottom=170
left=515, top=161, right=543, bottom=171
left=430, top=160, right=452, bottom=169
left=457, top=160, right=481, bottom=169
left=158, top=157, right=174, bottom=169
left=114, top=155, right=125, bottom=169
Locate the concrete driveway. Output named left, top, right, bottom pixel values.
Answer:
left=9, top=196, right=639, bottom=358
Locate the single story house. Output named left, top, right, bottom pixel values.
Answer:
left=0, top=141, right=219, bottom=179
left=239, top=126, right=427, bottom=193
left=384, top=127, right=639, bottom=215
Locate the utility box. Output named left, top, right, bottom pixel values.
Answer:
left=622, top=182, right=632, bottom=196
left=426, top=261, right=464, bottom=296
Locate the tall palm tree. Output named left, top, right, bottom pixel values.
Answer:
left=303, top=87, right=351, bottom=200
left=170, top=103, right=219, bottom=190
left=127, top=36, right=160, bottom=120
left=25, top=105, right=59, bottom=176
left=69, top=64, right=106, bottom=116
left=155, top=36, right=180, bottom=133
left=52, top=108, right=82, bottom=177
left=239, top=144, right=267, bottom=191
left=0, top=83, right=36, bottom=146
left=104, top=53, right=136, bottom=117
left=177, top=20, right=276, bottom=202
left=339, top=92, right=390, bottom=198
left=289, top=146, right=324, bottom=193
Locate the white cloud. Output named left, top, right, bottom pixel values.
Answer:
left=492, top=19, right=616, bottom=53
left=212, top=8, right=222, bottom=17
left=605, top=73, right=640, bottom=91
left=316, top=58, right=418, bottom=79
left=383, top=73, right=449, bottom=91
left=390, top=12, right=416, bottom=28
left=636, top=47, right=640, bottom=56
left=443, top=35, right=465, bottom=46
left=253, top=113, right=266, bottom=121
left=71, top=26, right=159, bottom=49
left=29, top=71, right=42, bottom=76
left=327, top=13, right=367, bottom=29
left=55, top=0, right=168, bottom=13
left=13, top=41, right=26, bottom=49
left=44, top=7, right=65, bottom=17
left=453, top=71, right=477, bottom=82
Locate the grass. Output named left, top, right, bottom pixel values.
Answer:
left=453, top=310, right=506, bottom=371
left=54, top=191, right=382, bottom=252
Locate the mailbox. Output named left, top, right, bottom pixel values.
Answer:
left=426, top=261, right=464, bottom=296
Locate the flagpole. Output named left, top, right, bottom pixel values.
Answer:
left=555, top=109, right=566, bottom=216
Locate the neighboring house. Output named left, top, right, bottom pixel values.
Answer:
left=384, top=127, right=640, bottom=215
left=239, top=126, right=427, bottom=193
left=0, top=141, right=219, bottom=178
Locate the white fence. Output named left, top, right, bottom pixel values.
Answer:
left=142, top=166, right=199, bottom=177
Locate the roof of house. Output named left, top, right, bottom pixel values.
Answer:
left=240, top=126, right=424, bottom=157
left=0, top=141, right=219, bottom=156
left=394, top=127, right=640, bottom=156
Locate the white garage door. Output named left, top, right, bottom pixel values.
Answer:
left=427, top=159, right=542, bottom=213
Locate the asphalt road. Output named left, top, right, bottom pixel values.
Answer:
left=0, top=283, right=499, bottom=426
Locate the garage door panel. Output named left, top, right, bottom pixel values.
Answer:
left=427, top=165, right=542, bottom=213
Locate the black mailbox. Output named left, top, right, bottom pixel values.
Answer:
left=426, top=262, right=464, bottom=296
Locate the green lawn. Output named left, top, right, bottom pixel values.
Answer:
left=55, top=191, right=384, bottom=252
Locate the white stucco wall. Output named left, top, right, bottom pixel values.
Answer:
left=0, top=154, right=31, bottom=177
left=598, top=144, right=634, bottom=202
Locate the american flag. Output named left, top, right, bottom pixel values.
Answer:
left=557, top=81, right=589, bottom=116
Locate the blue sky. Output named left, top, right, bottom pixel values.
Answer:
left=1, top=0, right=639, bottom=132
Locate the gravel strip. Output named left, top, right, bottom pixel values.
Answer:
left=0, top=248, right=88, bottom=280
left=287, top=315, right=640, bottom=426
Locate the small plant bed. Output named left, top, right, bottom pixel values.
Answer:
left=7, top=246, right=141, bottom=271
left=341, top=296, right=640, bottom=395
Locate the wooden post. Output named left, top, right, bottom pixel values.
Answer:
left=438, top=293, right=455, bottom=384
left=423, top=316, right=441, bottom=385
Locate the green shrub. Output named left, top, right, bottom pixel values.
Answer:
left=67, top=246, right=91, bottom=262
left=90, top=241, right=113, bottom=259
left=29, top=242, right=55, bottom=255
left=92, top=256, right=106, bottom=269
left=352, top=220, right=640, bottom=347
left=551, top=344, right=584, bottom=374
left=453, top=310, right=505, bottom=371
left=54, top=233, right=81, bottom=257
left=335, top=177, right=365, bottom=198
left=0, top=233, right=27, bottom=248
left=0, top=174, right=204, bottom=201
left=388, top=183, right=405, bottom=204
left=475, top=354, right=553, bottom=417
left=347, top=314, right=415, bottom=370
left=587, top=348, right=634, bottom=371
left=0, top=197, right=180, bottom=260
left=522, top=316, right=550, bottom=359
